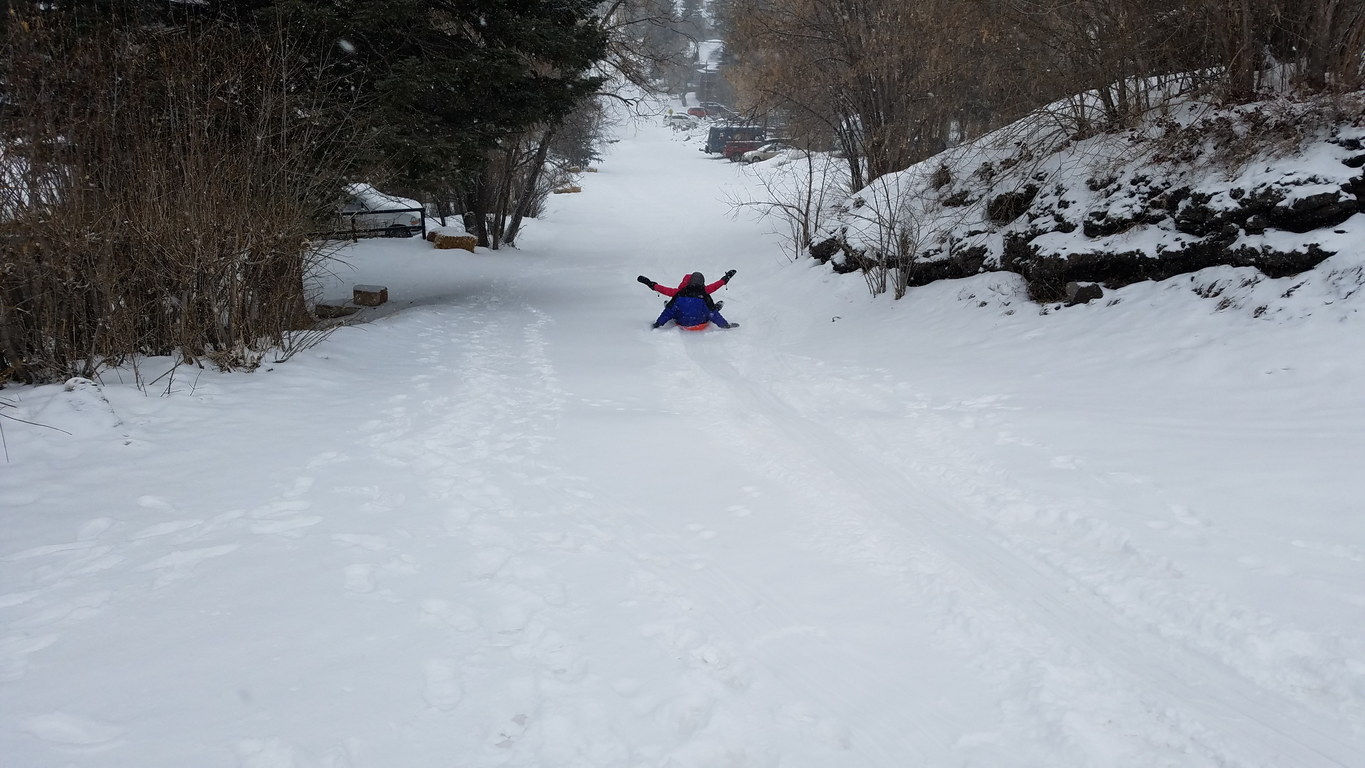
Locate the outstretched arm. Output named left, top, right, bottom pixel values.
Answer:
left=704, top=269, right=737, bottom=294
left=638, top=275, right=678, bottom=297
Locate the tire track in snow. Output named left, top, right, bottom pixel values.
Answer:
left=633, top=335, right=991, bottom=765
left=680, top=340, right=1364, bottom=768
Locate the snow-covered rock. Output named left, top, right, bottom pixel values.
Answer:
left=813, top=93, right=1365, bottom=303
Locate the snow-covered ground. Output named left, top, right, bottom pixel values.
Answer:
left=2, top=110, right=1363, bottom=768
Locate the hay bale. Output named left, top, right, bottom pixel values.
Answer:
left=433, top=232, right=478, bottom=251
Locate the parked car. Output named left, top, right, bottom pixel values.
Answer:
left=704, top=125, right=765, bottom=154
left=686, top=106, right=708, bottom=118
left=741, top=141, right=793, bottom=164
left=665, top=114, right=699, bottom=130
left=723, top=139, right=766, bottom=162
left=338, top=183, right=423, bottom=238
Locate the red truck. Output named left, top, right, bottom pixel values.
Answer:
left=722, top=139, right=765, bottom=162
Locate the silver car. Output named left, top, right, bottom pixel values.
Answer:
left=741, top=141, right=793, bottom=164
left=338, top=183, right=423, bottom=238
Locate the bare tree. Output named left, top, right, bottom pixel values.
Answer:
left=0, top=11, right=361, bottom=384
left=599, top=0, right=699, bottom=95
left=725, top=0, right=1045, bottom=188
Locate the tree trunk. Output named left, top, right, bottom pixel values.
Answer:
left=505, top=126, right=556, bottom=248
left=469, top=175, right=490, bottom=248
left=488, top=146, right=519, bottom=250
left=1227, top=0, right=1258, bottom=98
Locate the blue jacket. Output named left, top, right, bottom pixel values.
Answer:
left=659, top=295, right=713, bottom=327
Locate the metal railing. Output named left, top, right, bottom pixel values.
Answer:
left=314, top=206, right=427, bottom=242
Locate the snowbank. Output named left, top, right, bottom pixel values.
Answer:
left=810, top=93, right=1365, bottom=305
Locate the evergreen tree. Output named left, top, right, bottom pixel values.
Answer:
left=269, top=0, right=608, bottom=194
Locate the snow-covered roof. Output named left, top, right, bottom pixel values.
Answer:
left=344, top=182, right=420, bottom=211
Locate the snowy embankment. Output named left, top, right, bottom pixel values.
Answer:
left=810, top=94, right=1365, bottom=304
left=1, top=110, right=1363, bottom=768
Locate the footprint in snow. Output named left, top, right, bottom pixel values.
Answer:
left=330, top=533, right=390, bottom=552
left=0, top=633, right=58, bottom=682
left=422, top=659, right=464, bottom=711
left=250, top=517, right=322, bottom=536
left=359, top=495, right=402, bottom=514
left=611, top=677, right=642, bottom=696
left=305, top=451, right=347, bottom=469
left=76, top=517, right=117, bottom=541
left=775, top=702, right=853, bottom=750
left=136, top=545, right=239, bottom=588
left=18, top=711, right=124, bottom=748
left=686, top=523, right=718, bottom=540
left=420, top=598, right=479, bottom=632
left=493, top=714, right=530, bottom=748
left=129, top=520, right=203, bottom=540
left=467, top=547, right=512, bottom=578
left=343, top=564, right=377, bottom=594
left=661, top=691, right=716, bottom=738
left=1170, top=503, right=1204, bottom=527
left=282, top=477, right=315, bottom=498
left=247, top=501, right=321, bottom=536
left=136, top=495, right=176, bottom=513
left=249, top=500, right=312, bottom=518
left=236, top=737, right=299, bottom=768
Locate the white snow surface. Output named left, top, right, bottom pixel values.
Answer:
left=2, top=110, right=1364, bottom=768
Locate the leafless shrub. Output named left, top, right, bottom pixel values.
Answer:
left=0, top=13, right=361, bottom=385
left=1150, top=91, right=1365, bottom=174
left=731, top=149, right=849, bottom=262
left=841, top=176, right=925, bottom=299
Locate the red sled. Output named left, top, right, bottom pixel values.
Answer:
left=668, top=320, right=739, bottom=331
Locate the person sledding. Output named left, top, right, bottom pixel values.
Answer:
left=637, top=270, right=739, bottom=329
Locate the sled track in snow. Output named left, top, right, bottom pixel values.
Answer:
left=682, top=341, right=1363, bottom=768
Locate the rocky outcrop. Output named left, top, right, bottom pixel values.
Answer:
left=807, top=97, right=1365, bottom=304
left=1003, top=233, right=1335, bottom=302
left=1008, top=171, right=1356, bottom=299
left=986, top=185, right=1039, bottom=225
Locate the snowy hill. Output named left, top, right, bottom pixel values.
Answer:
left=810, top=93, right=1365, bottom=308
left=1, top=108, right=1363, bottom=768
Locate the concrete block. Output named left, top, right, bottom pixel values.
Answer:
left=353, top=285, right=388, bottom=306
